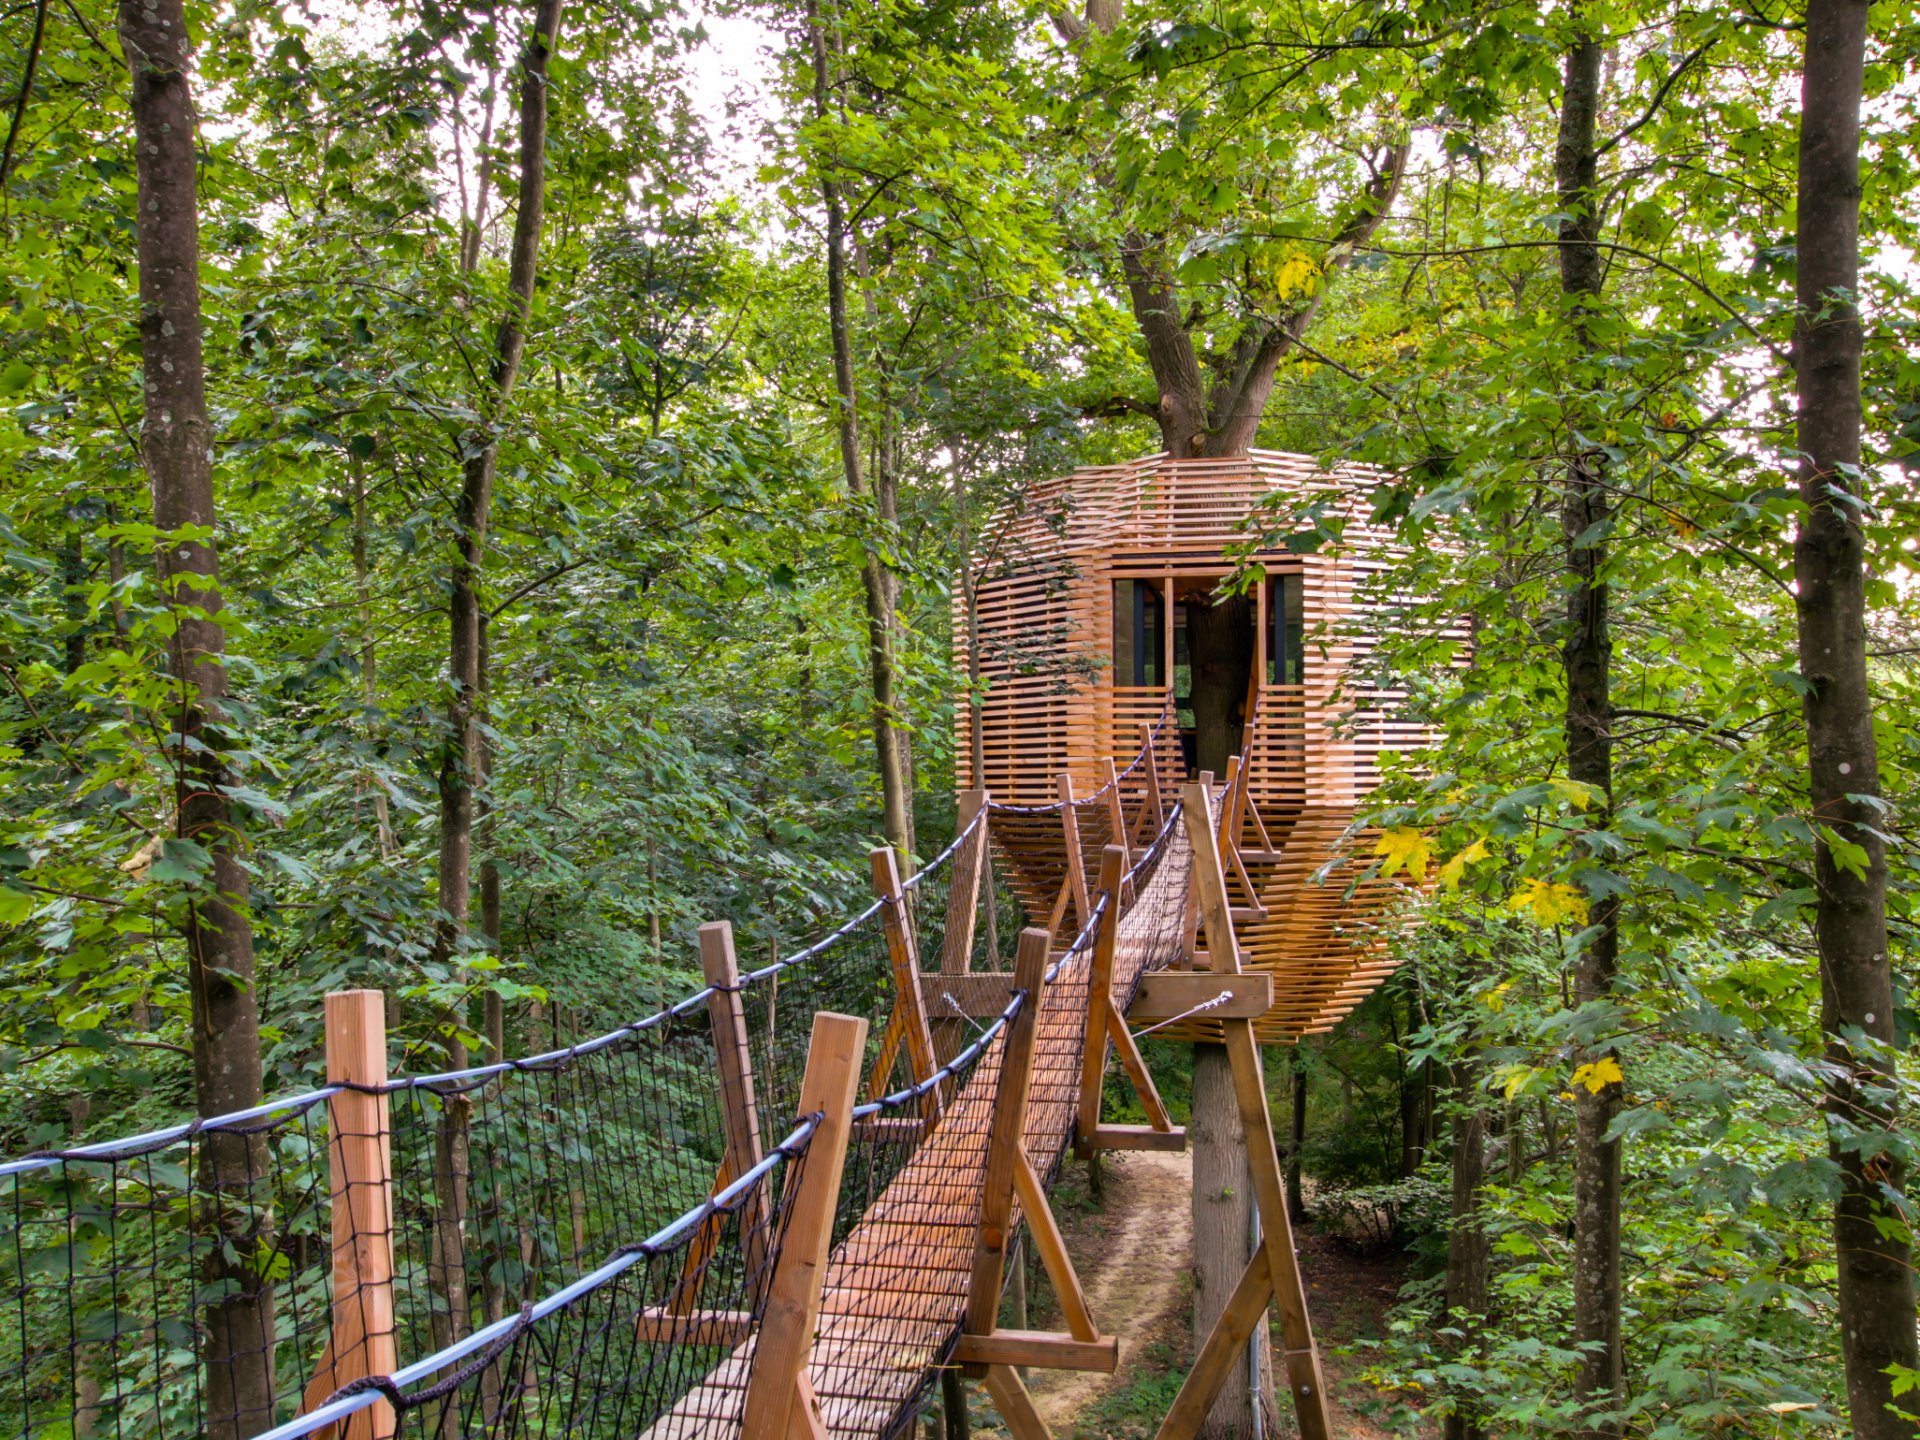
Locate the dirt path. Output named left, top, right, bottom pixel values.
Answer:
left=985, top=1152, right=1432, bottom=1439
left=1028, top=1149, right=1194, bottom=1430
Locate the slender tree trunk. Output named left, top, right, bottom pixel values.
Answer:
left=1793, top=5, right=1919, bottom=1434
left=805, top=0, right=911, bottom=857
left=352, top=461, right=396, bottom=859
left=1443, top=1045, right=1488, bottom=1440
left=424, top=1, right=561, bottom=1401
left=1191, top=1043, right=1268, bottom=1439
left=1556, top=23, right=1625, bottom=1434
left=1288, top=1048, right=1307, bottom=1221
left=118, top=4, right=272, bottom=1433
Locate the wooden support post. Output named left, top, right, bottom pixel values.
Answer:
left=700, top=921, right=768, bottom=1282
left=1139, top=721, right=1165, bottom=834
left=303, top=990, right=397, bottom=1440
left=741, top=1012, right=868, bottom=1440
left=1099, top=757, right=1130, bottom=871
left=964, top=928, right=1051, bottom=1365
left=1075, top=845, right=1123, bottom=1160
left=1218, top=756, right=1262, bottom=912
left=871, top=846, right=944, bottom=1118
left=1075, top=845, right=1178, bottom=1156
left=1154, top=785, right=1331, bottom=1440
left=944, top=792, right=991, bottom=975
left=1056, top=773, right=1090, bottom=932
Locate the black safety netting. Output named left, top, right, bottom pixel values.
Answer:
left=275, top=1116, right=816, bottom=1440
left=0, top=1093, right=339, bottom=1440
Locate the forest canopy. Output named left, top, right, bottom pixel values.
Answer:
left=1, top=0, right=1918, bottom=1435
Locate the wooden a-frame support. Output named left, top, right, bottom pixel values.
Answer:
left=741, top=1011, right=868, bottom=1440
left=1075, top=843, right=1184, bottom=1157
left=868, top=846, right=944, bottom=1119
left=1154, top=783, right=1331, bottom=1440
left=953, top=928, right=1118, bottom=1439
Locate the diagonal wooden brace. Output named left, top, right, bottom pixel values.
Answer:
left=1076, top=844, right=1183, bottom=1159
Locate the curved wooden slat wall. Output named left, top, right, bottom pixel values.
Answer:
left=958, top=451, right=1449, bottom=1039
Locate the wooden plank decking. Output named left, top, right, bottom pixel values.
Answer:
left=640, top=813, right=1193, bottom=1439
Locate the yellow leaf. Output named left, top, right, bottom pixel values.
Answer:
left=1505, top=877, right=1590, bottom=927
left=1480, top=980, right=1512, bottom=1012
left=1570, top=1056, right=1624, bottom=1094
left=1438, top=837, right=1490, bottom=889
left=1766, top=1403, right=1816, bottom=1414
left=1546, top=778, right=1601, bottom=811
left=1373, top=827, right=1432, bottom=881
left=1497, top=1063, right=1543, bottom=1100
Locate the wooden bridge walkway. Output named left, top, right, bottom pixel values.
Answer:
left=645, top=816, right=1194, bottom=1439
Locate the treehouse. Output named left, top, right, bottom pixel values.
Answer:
left=959, top=450, right=1435, bottom=1038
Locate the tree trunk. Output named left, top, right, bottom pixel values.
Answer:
left=1185, top=593, right=1253, bottom=780
left=118, top=3, right=272, bottom=1433
left=1442, top=1057, right=1488, bottom=1440
left=1288, top=1048, right=1307, bottom=1221
left=806, top=0, right=912, bottom=858
left=1793, top=5, right=1919, bottom=1434
left=1191, top=1043, right=1268, bottom=1439
left=1556, top=23, right=1625, bottom=1435
left=424, top=0, right=561, bottom=1399
left=351, top=461, right=396, bottom=859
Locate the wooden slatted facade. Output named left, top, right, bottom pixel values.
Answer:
left=959, top=451, right=1439, bottom=1038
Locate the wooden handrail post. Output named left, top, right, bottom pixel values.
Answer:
left=1056, top=774, right=1090, bottom=931
left=1138, top=721, right=1165, bottom=832
left=308, top=990, right=397, bottom=1440
left=943, top=792, right=991, bottom=976
left=742, top=1012, right=868, bottom=1440
left=1099, top=757, right=1130, bottom=871
left=964, top=927, right=1051, bottom=1372
left=1075, top=847, right=1125, bottom=1158
left=701, top=922, right=769, bottom=1279
left=870, top=846, right=944, bottom=1117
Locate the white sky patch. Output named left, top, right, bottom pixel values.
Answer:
left=684, top=5, right=783, bottom=196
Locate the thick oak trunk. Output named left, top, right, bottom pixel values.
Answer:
left=1556, top=26, right=1625, bottom=1435
left=1443, top=1052, right=1489, bottom=1440
left=1191, top=1043, right=1269, bottom=1438
left=119, top=2, right=273, bottom=1432
left=1793, top=5, right=1919, bottom=1434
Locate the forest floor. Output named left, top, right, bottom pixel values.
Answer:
left=962, top=1151, right=1433, bottom=1439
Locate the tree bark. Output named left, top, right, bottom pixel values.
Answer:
left=1442, top=1057, right=1488, bottom=1440
left=1185, top=593, right=1254, bottom=779
left=1288, top=1048, right=1307, bottom=1221
left=806, top=0, right=912, bottom=857
left=424, top=0, right=561, bottom=1394
left=1555, top=22, right=1625, bottom=1435
left=118, top=2, right=273, bottom=1433
left=1793, top=5, right=1919, bottom=1434
left=1191, top=1043, right=1268, bottom=1439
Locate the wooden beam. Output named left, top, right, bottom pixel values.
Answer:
left=1089, top=1124, right=1187, bottom=1153
left=1155, top=1250, right=1273, bottom=1440
left=741, top=1012, right=867, bottom=1440
left=632, top=1308, right=753, bottom=1345
left=1183, top=783, right=1240, bottom=977
left=1128, top=972, right=1273, bottom=1024
left=1013, top=1147, right=1096, bottom=1342
left=984, top=1364, right=1052, bottom=1440
left=963, top=928, right=1050, bottom=1373
left=700, top=921, right=767, bottom=1281
left=1100, top=757, right=1131, bottom=872
left=955, top=1330, right=1118, bottom=1374
left=1057, top=774, right=1091, bottom=930
left=1139, top=720, right=1165, bottom=831
left=871, top=846, right=943, bottom=1118
left=943, top=791, right=990, bottom=975
left=305, top=991, right=397, bottom=1440
left=921, top=973, right=1018, bottom=1020
left=1101, top=999, right=1175, bottom=1132
left=1075, top=845, right=1126, bottom=1159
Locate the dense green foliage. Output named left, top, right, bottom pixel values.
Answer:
left=1, top=0, right=1917, bottom=1433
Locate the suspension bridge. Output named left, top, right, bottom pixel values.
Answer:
left=0, top=713, right=1343, bottom=1440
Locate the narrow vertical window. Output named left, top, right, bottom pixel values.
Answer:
left=1269, top=575, right=1305, bottom=683
left=1112, top=579, right=1163, bottom=686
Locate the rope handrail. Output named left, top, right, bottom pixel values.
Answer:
left=253, top=1111, right=824, bottom=1440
